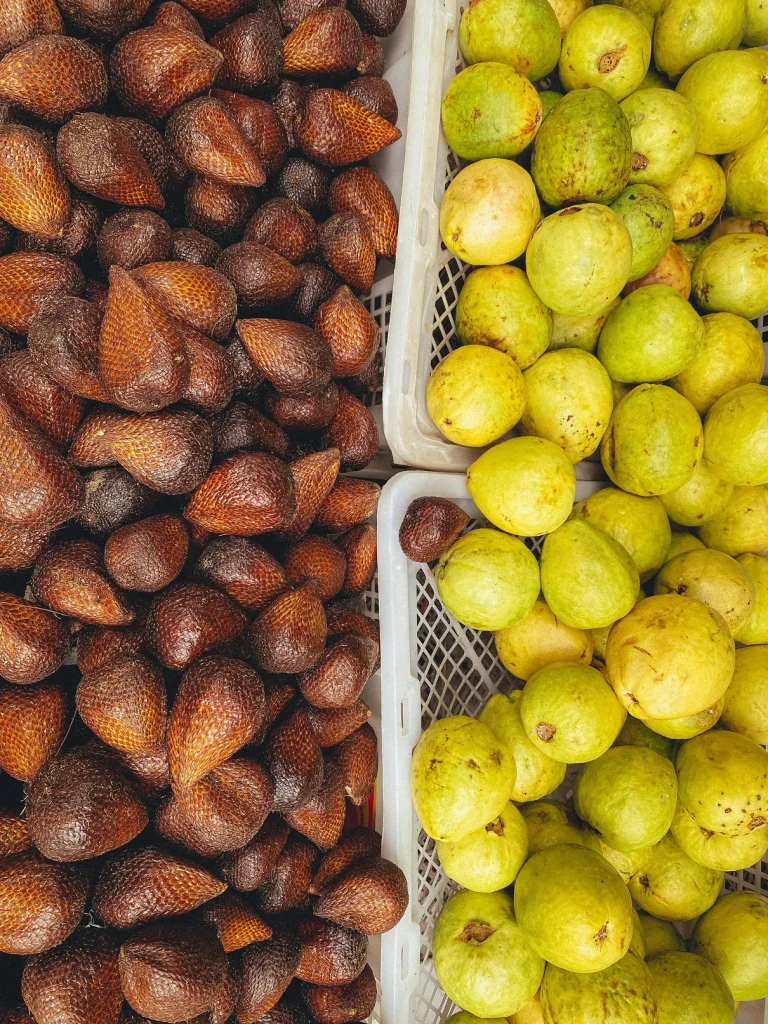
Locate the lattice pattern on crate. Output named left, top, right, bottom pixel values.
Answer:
left=362, top=275, right=393, bottom=410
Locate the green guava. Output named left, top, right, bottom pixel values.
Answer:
left=480, top=691, right=567, bottom=802
left=653, top=0, right=746, bottom=79
left=620, top=89, right=699, bottom=188
left=648, top=952, right=736, bottom=1024
left=521, top=800, right=599, bottom=855
left=721, top=646, right=768, bottom=744
left=571, top=487, right=670, bottom=580
left=660, top=458, right=734, bottom=527
left=495, top=599, right=593, bottom=681
left=600, top=384, right=703, bottom=497
left=541, top=950, right=656, bottom=1023
left=440, top=158, right=540, bottom=265
left=605, top=593, right=735, bottom=719
left=616, top=0, right=655, bottom=34
left=514, top=844, right=633, bottom=972
left=426, top=345, right=527, bottom=447
left=531, top=88, right=631, bottom=207
left=546, top=0, right=593, bottom=37
left=665, top=531, right=705, bottom=560
left=447, top=1014, right=508, bottom=1024
left=526, top=204, right=633, bottom=316
left=467, top=436, right=576, bottom=536
left=610, top=186, right=676, bottom=280
left=692, top=892, right=768, bottom=1001
left=598, top=284, right=704, bottom=383
left=638, top=913, right=686, bottom=958
left=735, top=552, right=768, bottom=644
left=678, top=235, right=710, bottom=266
left=459, top=0, right=561, bottom=80
left=623, top=241, right=692, bottom=299
left=642, top=696, right=725, bottom=740
left=629, top=833, right=723, bottom=920
left=410, top=715, right=516, bottom=842
left=692, top=234, right=768, bottom=319
left=520, top=349, right=613, bottom=463
left=540, top=518, right=640, bottom=629
left=654, top=548, right=755, bottom=635
left=659, top=154, right=726, bottom=241
left=456, top=265, right=553, bottom=368
left=698, top=485, right=768, bottom=557
left=520, top=661, right=626, bottom=762
left=436, top=528, right=540, bottom=631
left=614, top=716, right=679, bottom=759
left=671, top=800, right=768, bottom=872
left=705, top=384, right=768, bottom=486
left=724, top=130, right=768, bottom=221
left=746, top=0, right=768, bottom=44
left=559, top=6, right=650, bottom=99
left=676, top=729, right=768, bottom=837
left=509, top=993, right=545, bottom=1024
left=677, top=50, right=768, bottom=156
left=437, top=800, right=529, bottom=891
left=442, top=63, right=544, bottom=161
left=629, top=911, right=646, bottom=958
left=538, top=89, right=563, bottom=117
left=711, top=216, right=768, bottom=241
left=549, top=300, right=619, bottom=353
left=434, top=889, right=545, bottom=1018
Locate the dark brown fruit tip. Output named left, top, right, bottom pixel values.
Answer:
left=201, top=890, right=272, bottom=951
left=151, top=0, right=205, bottom=35
left=399, top=496, right=470, bottom=562
left=264, top=705, right=324, bottom=811
left=280, top=447, right=340, bottom=539
left=318, top=213, right=376, bottom=294
left=236, top=318, right=333, bottom=398
left=0, top=35, right=108, bottom=123
left=250, top=587, right=327, bottom=674
left=332, top=721, right=378, bottom=805
left=104, top=513, right=189, bottom=593
left=77, top=467, right=158, bottom=537
left=185, top=451, right=296, bottom=536
left=359, top=31, right=386, bottom=77
left=309, top=826, right=381, bottom=896
left=349, top=0, right=406, bottom=35
left=76, top=653, right=167, bottom=756
left=297, top=88, right=401, bottom=167
left=275, top=156, right=329, bottom=213
left=284, top=534, right=346, bottom=602
left=298, top=634, right=377, bottom=709
left=322, top=386, right=379, bottom=471
left=171, top=227, right=221, bottom=266
left=244, top=198, right=317, bottom=265
left=0, top=679, right=67, bottom=781
left=0, top=850, right=88, bottom=955
left=217, top=813, right=290, bottom=891
left=0, top=124, right=70, bottom=239
left=145, top=583, right=247, bottom=671
left=343, top=76, right=399, bottom=126
left=237, top=931, right=301, bottom=1023
left=265, top=381, right=339, bottom=435
left=97, top=209, right=172, bottom=272
left=301, top=962, right=377, bottom=1023
left=195, top=535, right=289, bottom=612
left=22, top=930, right=123, bottom=1024
left=215, top=241, right=301, bottom=308
left=0, top=590, right=70, bottom=685
left=184, top=175, right=254, bottom=244
left=26, top=294, right=107, bottom=402
left=315, top=855, right=408, bottom=935
left=213, top=401, right=290, bottom=459
left=284, top=756, right=346, bottom=849
left=296, top=917, right=368, bottom=986
left=31, top=538, right=134, bottom=626
left=291, top=262, right=341, bottom=323
left=210, top=10, right=283, bottom=92
left=166, top=97, right=266, bottom=188
left=256, top=832, right=318, bottom=914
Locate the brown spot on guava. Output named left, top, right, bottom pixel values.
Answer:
left=595, top=922, right=609, bottom=944
left=467, top=759, right=479, bottom=770
left=536, top=722, right=556, bottom=742
left=689, top=212, right=705, bottom=228
left=489, top=750, right=501, bottom=766
left=598, top=46, right=627, bottom=74
left=459, top=922, right=495, bottom=944
left=486, top=817, right=505, bottom=836
left=639, top=874, right=650, bottom=890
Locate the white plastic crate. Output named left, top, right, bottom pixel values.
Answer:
left=376, top=469, right=768, bottom=1024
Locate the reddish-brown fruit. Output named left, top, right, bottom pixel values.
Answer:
left=184, top=175, right=253, bottom=244
left=167, top=97, right=265, bottom=188
left=398, top=496, right=470, bottom=562
left=343, top=76, right=398, bottom=126
left=57, top=114, right=164, bottom=209
left=76, top=653, right=167, bottom=756
left=244, top=199, right=317, bottom=266
left=315, top=856, right=407, bottom=935
left=180, top=328, right=235, bottom=416
left=111, top=27, right=223, bottom=123
left=212, top=91, right=288, bottom=178
left=252, top=675, right=297, bottom=744
left=0, top=36, right=107, bottom=123
left=237, top=931, right=301, bottom=1023
left=349, top=0, right=405, bottom=34
left=154, top=791, right=220, bottom=859
left=210, top=961, right=240, bottom=1024
left=32, top=538, right=134, bottom=626
left=26, top=295, right=107, bottom=402
left=17, top=197, right=101, bottom=261
left=298, top=634, right=377, bottom=709
left=284, top=756, right=346, bottom=849
left=0, top=850, right=88, bottom=954
left=264, top=705, right=324, bottom=810
left=119, top=919, right=228, bottom=1023
left=77, top=624, right=145, bottom=673
left=56, top=0, right=150, bottom=38
left=280, top=447, right=340, bottom=539
left=265, top=381, right=339, bottom=435
left=310, top=827, right=381, bottom=895
left=217, top=813, right=290, bottom=891
left=0, top=348, right=84, bottom=446
left=272, top=79, right=307, bottom=150
left=210, top=11, right=283, bottom=91
left=276, top=0, right=342, bottom=31
left=173, top=0, right=253, bottom=21
left=22, top=929, right=123, bottom=1024
left=257, top=832, right=318, bottom=914
left=315, top=477, right=380, bottom=531
left=332, top=722, right=378, bottom=805
left=69, top=407, right=124, bottom=468
left=93, top=844, right=226, bottom=929
left=110, top=743, right=172, bottom=799
left=314, top=286, right=378, bottom=379
left=226, top=336, right=263, bottom=392
left=0, top=124, right=70, bottom=239
left=27, top=747, right=148, bottom=862
left=216, top=242, right=301, bottom=307
left=0, top=522, right=48, bottom=570
left=296, top=918, right=368, bottom=986
left=151, top=0, right=205, bottom=34
left=330, top=165, right=398, bottom=261
left=237, top=318, right=333, bottom=398
left=284, top=8, right=361, bottom=76
left=318, top=213, right=376, bottom=294
left=337, top=523, right=377, bottom=595
left=302, top=963, right=377, bottom=1023
left=0, top=680, right=66, bottom=782
left=291, top=262, right=341, bottom=323
left=97, top=209, right=172, bottom=271
left=0, top=808, right=32, bottom=857
left=171, top=227, right=221, bottom=266
left=195, top=536, right=288, bottom=612
left=213, top=401, right=290, bottom=459
left=0, top=0, right=63, bottom=57
left=202, top=891, right=272, bottom=951
left=297, top=88, right=401, bottom=167
left=306, top=700, right=371, bottom=748
left=344, top=351, right=382, bottom=395
left=133, top=261, right=237, bottom=340
left=275, top=156, right=329, bottom=212
left=285, top=534, right=346, bottom=602
left=0, top=591, right=69, bottom=684
left=186, top=451, right=296, bottom=536
left=113, top=116, right=174, bottom=192
left=108, top=409, right=214, bottom=495
left=77, top=467, right=158, bottom=536
left=0, top=251, right=83, bottom=333
left=250, top=587, right=327, bottom=675
left=104, top=514, right=189, bottom=593
left=145, top=583, right=247, bottom=671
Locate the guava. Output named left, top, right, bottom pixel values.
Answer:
left=676, top=729, right=768, bottom=837
left=711, top=216, right=768, bottom=241
left=520, top=349, right=613, bottom=463
left=692, top=892, right=768, bottom=1001
left=623, top=242, right=692, bottom=299
left=480, top=691, right=566, bottom=802
left=410, top=715, right=516, bottom=842
left=434, top=889, right=545, bottom=1018
left=467, top=436, right=576, bottom=536
left=514, top=844, right=633, bottom=972
left=628, top=833, right=723, bottom=920
left=546, top=0, right=593, bottom=37
left=724, top=130, right=768, bottom=221
left=614, top=716, right=679, bottom=759
left=520, top=661, right=626, bottom=762
left=426, top=345, right=527, bottom=447
left=631, top=909, right=646, bottom=957
left=620, top=89, right=698, bottom=188
left=677, top=51, right=768, bottom=156
left=746, top=0, right=768, bottom=44
left=521, top=800, right=598, bottom=854
left=447, top=1014, right=507, bottom=1024
left=610, top=186, right=676, bottom=280
left=437, top=800, right=529, bottom=891
left=600, top=384, right=703, bottom=497
left=665, top=531, right=704, bottom=560
left=598, top=839, right=647, bottom=884
left=654, top=548, right=755, bottom=635
left=671, top=313, right=764, bottom=416
left=660, top=459, right=734, bottom=527
left=559, top=6, right=650, bottom=100
left=649, top=952, right=736, bottom=1024
left=653, top=0, right=746, bottom=79
left=440, top=158, right=540, bottom=265
left=735, top=552, right=768, bottom=644
left=692, top=234, right=768, bottom=319
left=598, top=284, right=704, bottom=383
left=549, top=300, right=619, bottom=353
left=540, top=519, right=640, bottom=629
left=698, top=486, right=768, bottom=557
left=495, top=599, right=592, bottom=682
left=541, top=950, right=656, bottom=1024
left=659, top=154, right=726, bottom=241
left=616, top=0, right=655, bottom=34
left=436, top=528, right=540, bottom=631
left=638, top=913, right=685, bottom=957
left=538, top=89, right=563, bottom=117
left=611, top=380, right=633, bottom=407
left=459, top=0, right=561, bottom=81
left=705, top=384, right=768, bottom=487
left=531, top=88, right=631, bottom=208
left=638, top=65, right=673, bottom=89
left=526, top=204, right=633, bottom=316
left=605, top=593, right=735, bottom=719
left=509, top=993, right=545, bottom=1024
left=678, top=235, right=710, bottom=266
left=642, top=696, right=725, bottom=740
left=721, top=646, right=768, bottom=744
left=456, top=265, right=553, bottom=368
left=571, top=487, right=671, bottom=580
left=671, top=800, right=768, bottom=872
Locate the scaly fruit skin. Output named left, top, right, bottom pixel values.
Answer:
left=0, top=124, right=70, bottom=238
left=297, top=88, right=402, bottom=166
left=302, top=962, right=378, bottom=1022
left=166, top=97, right=266, bottom=188
left=283, top=8, right=362, bottom=76
left=0, top=679, right=67, bottom=781
left=0, top=348, right=84, bottom=447
left=31, top=539, right=135, bottom=626
left=0, top=251, right=84, bottom=333
left=210, top=10, right=284, bottom=91
left=22, top=930, right=124, bottom=1024
left=0, top=36, right=108, bottom=123
left=0, top=0, right=63, bottom=57
left=0, top=850, right=89, bottom=954
left=76, top=653, right=167, bottom=756
left=0, top=591, right=70, bottom=684
left=237, top=932, right=302, bottom=1022
left=329, top=165, right=398, bottom=258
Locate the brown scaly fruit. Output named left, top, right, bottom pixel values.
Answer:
left=0, top=36, right=107, bottom=123
left=77, top=623, right=145, bottom=673
left=69, top=408, right=125, bottom=468
left=151, top=0, right=205, bottom=35
left=283, top=8, right=362, bottom=76
left=0, top=808, right=32, bottom=856
left=297, top=88, right=401, bottom=167
left=343, top=76, right=399, bottom=126
left=0, top=348, right=84, bottom=447
left=276, top=156, right=330, bottom=213
left=322, top=386, right=379, bottom=471
left=298, top=634, right=378, bottom=708
left=168, top=0, right=253, bottom=21
left=179, top=327, right=235, bottom=416
left=104, top=514, right=189, bottom=593
left=315, top=856, right=408, bottom=934
left=284, top=756, right=346, bottom=849
left=210, top=10, right=284, bottom=92
left=337, top=523, right=377, bottom=595
left=280, top=447, right=340, bottom=539
left=330, top=166, right=398, bottom=261
left=56, top=0, right=151, bottom=39
left=348, top=0, right=405, bottom=34
left=110, top=27, right=224, bottom=123
left=171, top=227, right=221, bottom=266
left=256, top=833, right=319, bottom=914
left=244, top=198, right=317, bottom=264
left=264, top=705, right=324, bottom=810
left=92, top=844, right=226, bottom=929
left=31, top=539, right=135, bottom=626
left=0, top=591, right=70, bottom=684
left=97, top=209, right=172, bottom=271
left=167, top=654, right=265, bottom=790
left=237, top=931, right=302, bottom=1023
left=106, top=409, right=214, bottom=495
left=358, top=32, right=384, bottom=75
left=108, top=743, right=172, bottom=800
left=314, top=286, right=378, bottom=378
left=132, top=261, right=237, bottom=340
left=0, top=680, right=67, bottom=782
left=114, top=116, right=175, bottom=194
left=272, top=79, right=307, bottom=150
left=309, top=827, right=382, bottom=895
left=399, top=496, right=470, bottom=562
left=237, top=319, right=333, bottom=398
left=210, top=961, right=241, bottom=1024
left=0, top=522, right=48, bottom=571
left=253, top=675, right=297, bottom=744
left=145, top=582, right=247, bottom=671
left=264, top=382, right=339, bottom=434
left=75, top=653, right=167, bottom=756
left=306, top=700, right=372, bottom=748
left=292, top=262, right=341, bottom=323
left=0, top=251, right=83, bottom=333
left=295, top=918, right=368, bottom=986
left=0, top=0, right=63, bottom=58
left=217, top=814, right=291, bottom=891
left=332, top=722, right=378, bottom=805
left=211, top=91, right=288, bottom=178
left=250, top=587, right=327, bottom=674
left=302, top=963, right=377, bottom=1024
left=195, top=536, right=289, bottom=611
left=213, top=401, right=290, bottom=458
left=0, top=850, right=88, bottom=954
left=215, top=241, right=302, bottom=307
left=276, top=0, right=343, bottom=31
left=17, top=197, right=101, bottom=261
left=315, top=477, right=380, bottom=531
left=153, top=792, right=221, bottom=859
left=22, top=930, right=123, bottom=1024
left=166, top=97, right=266, bottom=188
left=185, top=451, right=296, bottom=535
left=226, top=336, right=263, bottom=392
left=0, top=124, right=70, bottom=239
left=201, top=891, right=273, bottom=951
left=77, top=468, right=158, bottom=536
left=26, top=295, right=107, bottom=402
left=184, top=175, right=254, bottom=244
left=284, top=534, right=346, bottom=601
left=318, top=213, right=376, bottom=294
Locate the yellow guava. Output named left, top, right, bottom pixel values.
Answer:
left=671, top=800, right=768, bottom=872
left=546, top=0, right=593, bottom=38
left=459, top=0, right=562, bottom=81
left=628, top=833, right=723, bottom=920
left=447, top=1014, right=507, bottom=1024
left=509, top=992, right=545, bottom=1024
left=648, top=952, right=736, bottom=1024
left=698, top=485, right=768, bottom=556
left=599, top=839, right=648, bottom=885
left=653, top=0, right=746, bottom=78
left=724, top=129, right=768, bottom=221
left=521, top=800, right=599, bottom=855
left=637, top=913, right=686, bottom=958
left=692, top=892, right=768, bottom=1002
left=710, top=216, right=768, bottom=241
left=614, top=715, right=679, bottom=759
left=659, top=154, right=726, bottom=241
left=735, top=553, right=768, bottom=644
left=480, top=691, right=566, bottom=802
left=572, top=487, right=671, bottom=580
left=437, top=800, right=529, bottom=891
left=642, top=696, right=725, bottom=740
left=721, top=646, right=768, bottom=744
left=654, top=548, right=755, bottom=635
left=671, top=313, right=765, bottom=415
left=611, top=186, right=676, bottom=281
left=549, top=299, right=619, bottom=353
left=541, top=950, right=656, bottom=1023
left=559, top=6, right=651, bottom=99
left=620, top=89, right=699, bottom=188
left=705, top=384, right=768, bottom=487
left=623, top=242, right=692, bottom=299
left=692, top=234, right=768, bottom=319
left=665, top=531, right=705, bottom=560
left=495, top=599, right=593, bottom=681
left=660, top=458, right=734, bottom=527
left=746, top=0, right=768, bottom=44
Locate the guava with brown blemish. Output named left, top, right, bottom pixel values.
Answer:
left=559, top=6, right=651, bottom=101
left=693, top=234, right=768, bottom=320
left=654, top=548, right=755, bottom=635
left=659, top=154, right=726, bottom=241
left=648, top=951, right=735, bottom=1024
left=698, top=486, right=768, bottom=557
left=541, top=949, right=656, bottom=1024
left=480, top=691, right=566, bottom=802
left=671, top=799, right=768, bottom=872
left=620, top=88, right=698, bottom=188
left=629, top=833, right=723, bottom=920
left=459, top=0, right=561, bottom=81
left=437, top=800, right=529, bottom=891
